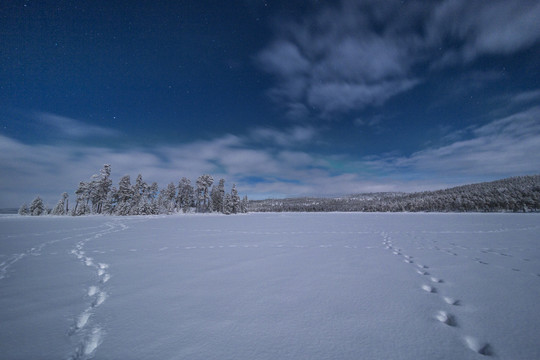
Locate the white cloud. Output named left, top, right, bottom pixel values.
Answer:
left=257, top=0, right=540, bottom=119
left=2, top=106, right=539, bottom=208
left=511, top=89, right=540, bottom=104
left=381, top=106, right=540, bottom=178
left=250, top=126, right=317, bottom=147
left=428, top=0, right=540, bottom=63
left=257, top=41, right=310, bottom=77
left=257, top=1, right=422, bottom=118
left=307, top=79, right=418, bottom=114
left=35, top=112, right=120, bottom=138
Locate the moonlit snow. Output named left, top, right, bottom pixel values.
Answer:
left=1, top=213, right=539, bottom=359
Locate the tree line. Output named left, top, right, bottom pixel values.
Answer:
left=249, top=175, right=540, bottom=213
left=19, top=164, right=248, bottom=216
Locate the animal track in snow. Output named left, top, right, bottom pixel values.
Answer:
left=443, top=297, right=460, bottom=306
left=100, top=273, right=110, bottom=284
left=66, top=221, right=129, bottom=360
left=92, top=291, right=107, bottom=308
left=398, top=234, right=496, bottom=356
left=474, top=258, right=489, bottom=265
left=435, top=311, right=456, bottom=326
left=464, top=336, right=492, bottom=356
left=71, top=327, right=103, bottom=360
left=88, top=286, right=98, bottom=296
left=76, top=310, right=92, bottom=330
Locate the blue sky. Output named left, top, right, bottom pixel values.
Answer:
left=1, top=0, right=540, bottom=208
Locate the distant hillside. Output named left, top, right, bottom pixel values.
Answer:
left=249, top=175, right=540, bottom=213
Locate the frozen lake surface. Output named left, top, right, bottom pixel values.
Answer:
left=1, top=213, right=539, bottom=359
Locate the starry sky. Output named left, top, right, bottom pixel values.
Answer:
left=1, top=0, right=540, bottom=208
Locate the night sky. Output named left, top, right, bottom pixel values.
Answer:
left=1, top=0, right=540, bottom=207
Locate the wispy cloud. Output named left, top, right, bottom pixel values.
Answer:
left=257, top=0, right=540, bottom=119
left=2, top=105, right=539, bottom=207
left=249, top=125, right=317, bottom=147
left=428, top=0, right=540, bottom=63
left=511, top=89, right=540, bottom=104
left=35, top=112, right=120, bottom=138
left=376, top=106, right=540, bottom=178
left=257, top=1, right=421, bottom=118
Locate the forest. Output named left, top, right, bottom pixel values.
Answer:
left=19, top=165, right=248, bottom=216
left=249, top=175, right=540, bottom=213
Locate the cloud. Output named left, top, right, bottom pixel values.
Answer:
left=307, top=79, right=418, bottom=114
left=257, top=41, right=310, bottom=77
left=35, top=112, right=120, bottom=138
left=250, top=125, right=317, bottom=147
left=428, top=0, right=540, bottom=62
left=511, top=89, right=540, bottom=104
left=2, top=106, right=539, bottom=208
left=257, top=0, right=540, bottom=119
left=0, top=125, right=317, bottom=207
left=380, top=106, right=540, bottom=178
left=0, top=120, right=436, bottom=208
left=257, top=1, right=422, bottom=118
left=354, top=115, right=383, bottom=128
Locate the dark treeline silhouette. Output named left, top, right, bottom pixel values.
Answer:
left=19, top=165, right=248, bottom=216
left=249, top=175, right=540, bottom=213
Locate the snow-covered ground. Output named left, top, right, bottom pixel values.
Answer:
left=1, top=213, right=539, bottom=360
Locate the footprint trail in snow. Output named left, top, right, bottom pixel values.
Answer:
left=66, top=220, right=128, bottom=360
left=381, top=232, right=493, bottom=356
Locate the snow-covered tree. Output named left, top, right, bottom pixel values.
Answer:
left=159, top=182, right=177, bottom=214
left=89, top=164, right=112, bottom=214
left=240, top=195, right=249, bottom=213
left=115, top=175, right=133, bottom=215
left=211, top=178, right=225, bottom=213
left=72, top=182, right=90, bottom=216
left=130, top=174, right=146, bottom=214
left=230, top=184, right=240, bottom=214
left=29, top=196, right=45, bottom=216
left=147, top=182, right=160, bottom=215
left=196, top=174, right=214, bottom=213
left=59, top=166, right=248, bottom=216
left=18, top=203, right=29, bottom=216
left=52, top=192, right=69, bottom=215
left=223, top=193, right=232, bottom=215
left=177, top=177, right=194, bottom=213
left=102, top=187, right=117, bottom=215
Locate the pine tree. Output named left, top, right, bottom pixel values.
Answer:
left=18, top=203, right=29, bottom=216
left=240, top=195, right=249, bottom=213
left=52, top=192, right=69, bottom=215
left=177, top=177, right=194, bottom=213
left=196, top=175, right=214, bottom=213
left=115, top=175, right=133, bottom=215
left=72, top=182, right=90, bottom=216
left=230, top=184, right=240, bottom=214
left=211, top=179, right=225, bottom=213
left=223, top=193, right=232, bottom=215
left=148, top=182, right=160, bottom=214
left=89, top=164, right=112, bottom=214
left=159, top=182, right=177, bottom=214
left=102, top=188, right=117, bottom=215
left=29, top=196, right=45, bottom=216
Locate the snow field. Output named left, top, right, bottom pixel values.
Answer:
left=1, top=213, right=539, bottom=359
